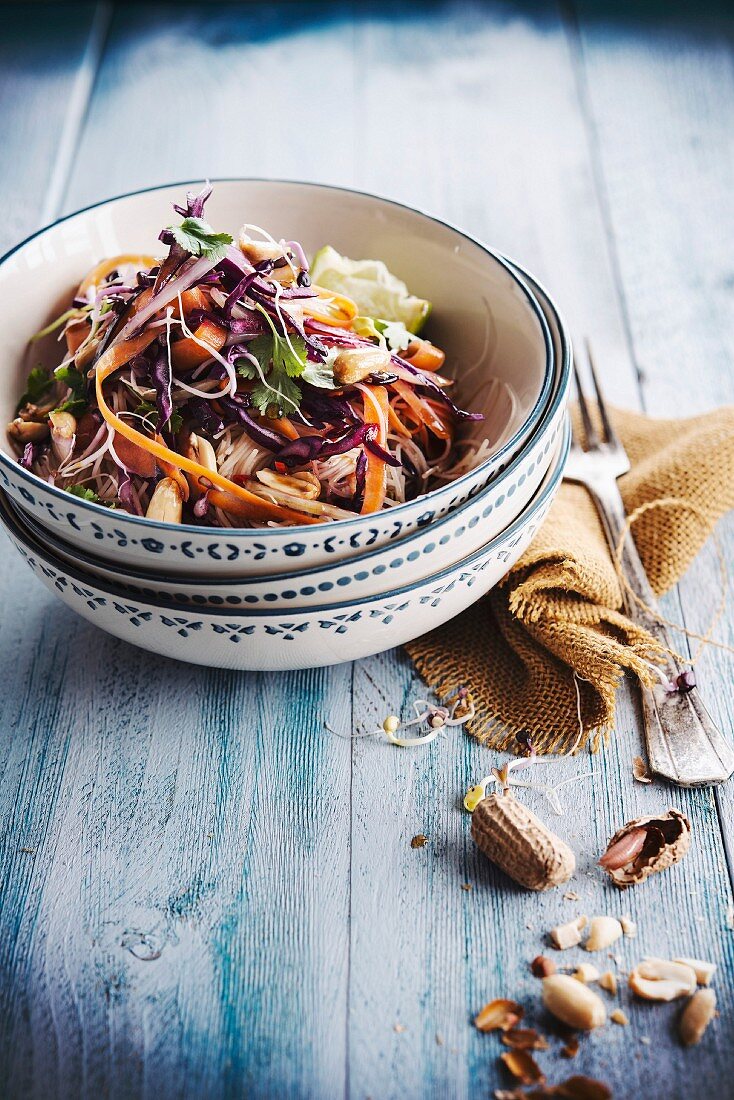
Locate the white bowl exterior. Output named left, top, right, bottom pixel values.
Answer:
left=21, top=402, right=568, bottom=608
left=0, top=180, right=553, bottom=575
left=2, top=428, right=567, bottom=671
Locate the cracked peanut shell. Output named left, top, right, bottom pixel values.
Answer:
left=600, top=808, right=690, bottom=888
left=471, top=791, right=575, bottom=891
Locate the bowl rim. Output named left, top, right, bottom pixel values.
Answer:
left=12, top=394, right=566, bottom=589
left=0, top=177, right=555, bottom=537
left=0, top=419, right=570, bottom=619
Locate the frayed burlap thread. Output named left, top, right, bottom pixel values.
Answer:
left=405, top=405, right=734, bottom=753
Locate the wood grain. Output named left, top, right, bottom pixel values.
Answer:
left=0, top=2, right=732, bottom=1098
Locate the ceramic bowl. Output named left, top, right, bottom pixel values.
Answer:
left=0, top=422, right=568, bottom=671
left=13, top=410, right=569, bottom=610
left=0, top=180, right=554, bottom=576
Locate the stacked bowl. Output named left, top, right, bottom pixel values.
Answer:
left=0, top=182, right=570, bottom=670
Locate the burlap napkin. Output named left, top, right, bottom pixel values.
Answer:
left=406, top=406, right=734, bottom=753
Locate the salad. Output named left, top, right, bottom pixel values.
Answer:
left=9, top=185, right=490, bottom=528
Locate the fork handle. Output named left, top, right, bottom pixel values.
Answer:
left=584, top=475, right=734, bottom=786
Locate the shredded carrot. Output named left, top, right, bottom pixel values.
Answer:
left=94, top=333, right=321, bottom=525
left=171, top=319, right=228, bottom=372
left=303, top=285, right=358, bottom=327
left=78, top=254, right=157, bottom=296
left=386, top=401, right=412, bottom=438
left=268, top=416, right=301, bottom=441
left=360, top=385, right=390, bottom=514
left=65, top=322, right=88, bottom=356
left=392, top=379, right=451, bottom=440
left=403, top=338, right=446, bottom=372
left=171, top=286, right=209, bottom=320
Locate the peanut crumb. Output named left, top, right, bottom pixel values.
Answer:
left=563, top=890, right=581, bottom=901
left=394, top=1023, right=406, bottom=1033
left=410, top=834, right=428, bottom=849
left=611, top=1009, right=630, bottom=1026
left=435, top=1032, right=444, bottom=1046
left=460, top=883, right=472, bottom=892
left=640, top=1036, right=651, bottom=1046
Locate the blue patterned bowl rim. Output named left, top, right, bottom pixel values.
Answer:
left=0, top=419, right=570, bottom=619
left=0, top=178, right=556, bottom=538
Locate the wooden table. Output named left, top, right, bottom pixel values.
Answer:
left=1, top=4, right=732, bottom=1097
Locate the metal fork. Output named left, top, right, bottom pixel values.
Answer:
left=565, top=342, right=734, bottom=786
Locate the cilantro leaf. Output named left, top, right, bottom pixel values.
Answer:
left=235, top=355, right=259, bottom=381
left=53, top=364, right=88, bottom=415
left=250, top=373, right=301, bottom=417
left=66, top=485, right=116, bottom=508
left=167, top=217, right=233, bottom=263
left=17, top=365, right=52, bottom=412
left=134, top=401, right=183, bottom=434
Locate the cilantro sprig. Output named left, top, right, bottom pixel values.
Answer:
left=17, top=365, right=52, bottom=412
left=167, top=216, right=233, bottom=263
left=237, top=306, right=336, bottom=416
left=53, top=364, right=88, bottom=415
left=134, top=401, right=183, bottom=435
left=66, top=485, right=116, bottom=508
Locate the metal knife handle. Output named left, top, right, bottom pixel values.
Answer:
left=585, top=476, right=734, bottom=786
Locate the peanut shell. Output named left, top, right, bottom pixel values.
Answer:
left=471, top=792, right=575, bottom=891
left=600, top=809, right=690, bottom=888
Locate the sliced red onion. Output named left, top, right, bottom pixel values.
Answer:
left=217, top=394, right=288, bottom=452
left=277, top=436, right=323, bottom=466
left=20, top=442, right=37, bottom=470
left=152, top=345, right=173, bottom=427
left=173, top=183, right=212, bottom=220
left=118, top=471, right=143, bottom=516
left=354, top=449, right=367, bottom=508
left=392, top=355, right=484, bottom=422
left=188, top=397, right=225, bottom=436
left=285, top=240, right=309, bottom=272
left=362, top=425, right=401, bottom=467
left=116, top=254, right=223, bottom=344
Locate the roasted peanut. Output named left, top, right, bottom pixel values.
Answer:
left=332, top=345, right=392, bottom=385
left=145, top=477, right=183, bottom=523
left=542, top=975, right=606, bottom=1030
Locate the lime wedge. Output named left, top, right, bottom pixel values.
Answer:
left=310, top=245, right=431, bottom=334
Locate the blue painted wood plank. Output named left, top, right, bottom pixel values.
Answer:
left=0, top=3, right=733, bottom=1099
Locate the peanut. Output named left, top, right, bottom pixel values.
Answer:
left=620, top=915, right=637, bottom=938
left=145, top=477, right=183, bottom=523
left=674, top=958, right=716, bottom=986
left=49, top=410, right=76, bottom=464
left=599, top=971, right=618, bottom=996
left=585, top=916, right=623, bottom=952
left=542, top=975, right=606, bottom=1030
left=530, top=955, right=556, bottom=978
left=471, top=792, right=575, bottom=892
left=629, top=958, right=697, bottom=1001
left=550, top=915, right=587, bottom=950
left=679, top=989, right=716, bottom=1046
left=332, top=345, right=392, bottom=384
left=8, top=417, right=49, bottom=444
left=256, top=468, right=321, bottom=500
left=573, top=963, right=600, bottom=984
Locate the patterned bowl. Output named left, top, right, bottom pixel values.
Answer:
left=12, top=409, right=569, bottom=609
left=0, top=180, right=554, bottom=576
left=0, top=422, right=568, bottom=671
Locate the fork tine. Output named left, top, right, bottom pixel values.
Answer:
left=573, top=357, right=600, bottom=449
left=585, top=339, right=618, bottom=446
